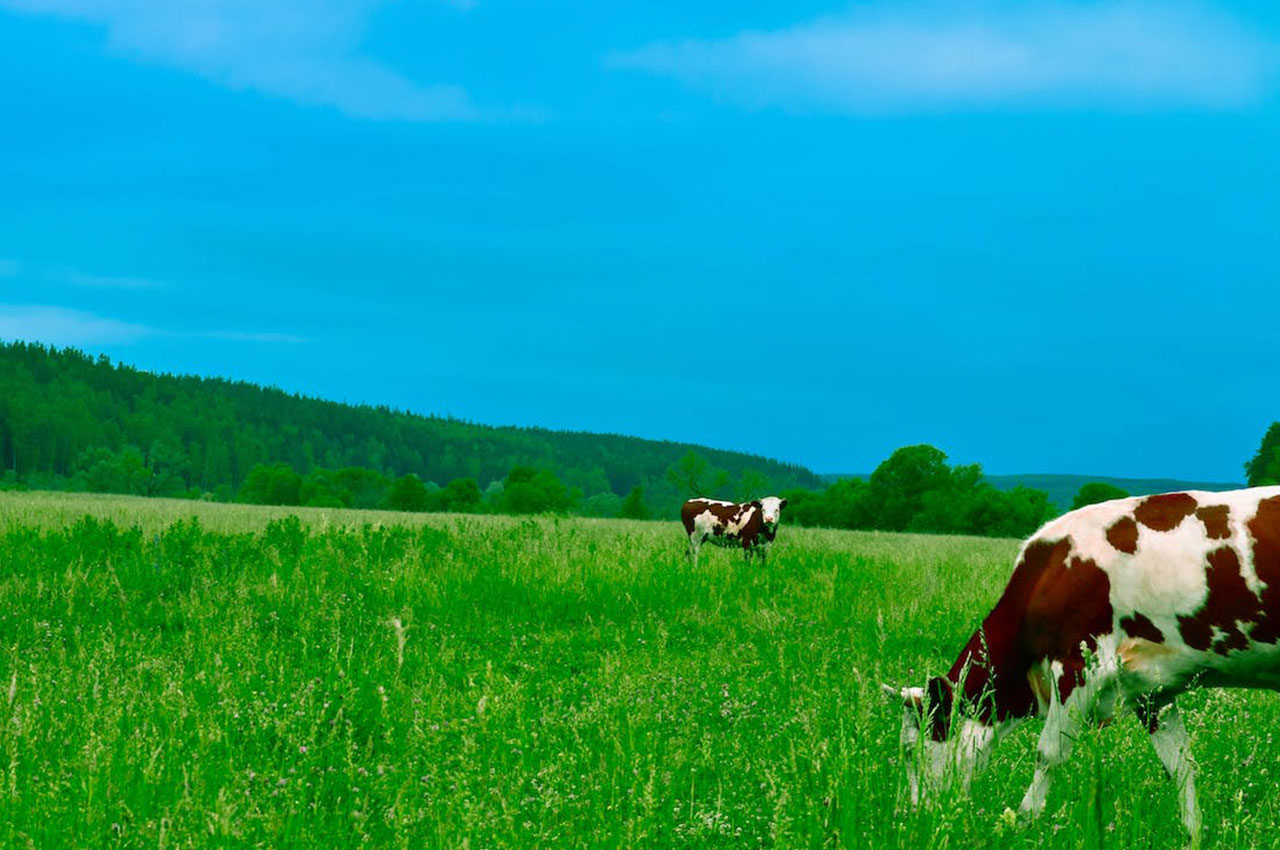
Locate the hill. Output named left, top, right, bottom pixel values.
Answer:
left=0, top=342, right=821, bottom=510
left=819, top=472, right=1244, bottom=510
left=982, top=473, right=1244, bottom=510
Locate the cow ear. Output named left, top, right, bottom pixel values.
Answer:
left=780, top=498, right=788, bottom=509
left=751, top=499, right=762, bottom=508
left=926, top=676, right=954, bottom=741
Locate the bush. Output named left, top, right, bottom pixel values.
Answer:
left=619, top=486, right=649, bottom=520
left=384, top=474, right=430, bottom=512
left=501, top=466, right=577, bottom=514
left=1070, top=482, right=1130, bottom=511
left=238, top=463, right=302, bottom=506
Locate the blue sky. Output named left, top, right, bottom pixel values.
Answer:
left=2, top=0, right=1278, bottom=480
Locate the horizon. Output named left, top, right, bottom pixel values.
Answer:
left=3, top=1, right=1278, bottom=481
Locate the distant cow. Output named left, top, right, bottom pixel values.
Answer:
left=885, top=486, right=1280, bottom=845
left=681, top=497, right=788, bottom=566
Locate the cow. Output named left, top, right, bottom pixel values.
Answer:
left=884, top=486, right=1280, bottom=845
left=681, top=496, right=788, bottom=566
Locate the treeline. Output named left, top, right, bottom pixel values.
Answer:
left=0, top=342, right=820, bottom=516
left=232, top=461, right=652, bottom=518
left=781, top=445, right=1059, bottom=538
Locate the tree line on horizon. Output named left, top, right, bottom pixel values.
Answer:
left=0, top=342, right=817, bottom=514
left=2, top=342, right=1275, bottom=538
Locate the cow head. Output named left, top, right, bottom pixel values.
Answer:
left=757, top=496, right=788, bottom=528
left=882, top=677, right=994, bottom=805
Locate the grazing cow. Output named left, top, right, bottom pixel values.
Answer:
left=681, top=496, right=788, bottom=566
left=885, top=486, right=1280, bottom=844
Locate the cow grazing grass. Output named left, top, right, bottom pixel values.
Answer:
left=1, top=491, right=1278, bottom=847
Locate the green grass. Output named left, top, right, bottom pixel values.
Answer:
left=1, top=492, right=1276, bottom=848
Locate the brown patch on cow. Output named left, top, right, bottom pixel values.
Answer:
left=736, top=506, right=770, bottom=549
left=1106, top=516, right=1139, bottom=554
left=1246, top=496, right=1280, bottom=644
left=1196, top=505, right=1231, bottom=540
left=1177, top=546, right=1256, bottom=654
left=1134, top=493, right=1198, bottom=532
left=944, top=536, right=1113, bottom=727
left=1120, top=612, right=1164, bottom=643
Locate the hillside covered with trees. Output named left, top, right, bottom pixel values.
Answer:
left=0, top=342, right=820, bottom=516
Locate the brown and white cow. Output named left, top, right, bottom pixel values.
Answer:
left=885, top=486, right=1280, bottom=843
left=681, top=496, right=787, bottom=566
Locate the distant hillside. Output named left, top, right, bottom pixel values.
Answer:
left=982, top=474, right=1244, bottom=510
left=819, top=472, right=1244, bottom=511
left=0, top=342, right=821, bottom=509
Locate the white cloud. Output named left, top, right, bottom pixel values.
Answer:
left=610, top=1, right=1279, bottom=113
left=0, top=304, right=153, bottom=345
left=0, top=303, right=308, bottom=346
left=0, top=0, right=482, bottom=121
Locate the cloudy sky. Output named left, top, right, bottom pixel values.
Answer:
left=2, top=0, right=1277, bottom=480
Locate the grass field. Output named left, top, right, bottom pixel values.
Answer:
left=2, top=492, right=1278, bottom=848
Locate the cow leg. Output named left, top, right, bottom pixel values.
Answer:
left=1018, top=681, right=1080, bottom=820
left=687, top=533, right=701, bottom=567
left=1141, top=702, right=1200, bottom=846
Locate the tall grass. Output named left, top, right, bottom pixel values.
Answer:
left=0, top=492, right=1275, bottom=847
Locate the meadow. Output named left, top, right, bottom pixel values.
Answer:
left=1, top=492, right=1278, bottom=848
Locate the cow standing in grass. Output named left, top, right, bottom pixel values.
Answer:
left=681, top=496, right=787, bottom=566
left=885, top=486, right=1280, bottom=846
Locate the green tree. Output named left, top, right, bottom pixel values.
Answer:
left=1071, top=482, right=1130, bottom=511
left=301, top=468, right=347, bottom=507
left=665, top=450, right=728, bottom=498
left=384, top=473, right=430, bottom=512
left=867, top=445, right=953, bottom=531
left=619, top=485, right=650, bottom=520
left=144, top=439, right=189, bottom=497
left=777, top=487, right=832, bottom=527
left=1246, top=423, right=1280, bottom=486
left=440, top=477, right=484, bottom=512
left=820, top=478, right=875, bottom=529
left=582, top=492, right=623, bottom=517
left=501, top=466, right=575, bottom=514
left=330, top=467, right=390, bottom=509
left=734, top=468, right=771, bottom=502
left=74, top=446, right=152, bottom=496
left=238, top=463, right=302, bottom=506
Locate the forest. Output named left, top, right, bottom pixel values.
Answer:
left=2, top=342, right=1272, bottom=538
left=0, top=342, right=817, bottom=513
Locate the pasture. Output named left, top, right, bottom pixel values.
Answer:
left=1, top=492, right=1277, bottom=848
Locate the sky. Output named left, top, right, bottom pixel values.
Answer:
left=1, top=0, right=1278, bottom=481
